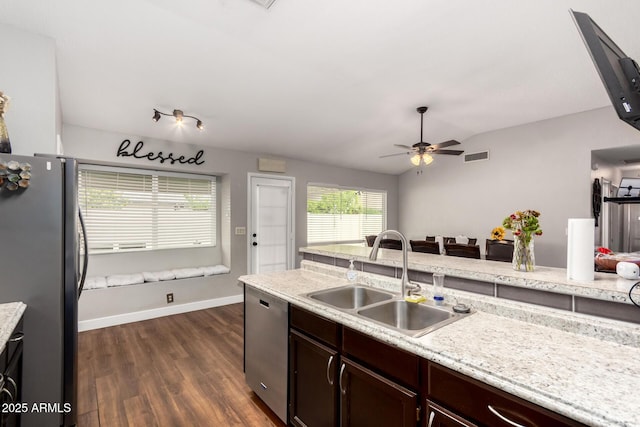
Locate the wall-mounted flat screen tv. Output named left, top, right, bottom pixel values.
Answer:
left=571, top=9, right=640, bottom=131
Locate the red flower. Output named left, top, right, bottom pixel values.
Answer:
left=535, top=230, right=543, bottom=236
left=596, top=247, right=612, bottom=254
left=514, top=230, right=522, bottom=236
left=510, top=214, right=517, bottom=219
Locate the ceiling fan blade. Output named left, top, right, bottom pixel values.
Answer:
left=430, top=139, right=461, bottom=150
left=380, top=152, right=411, bottom=158
left=432, top=149, right=464, bottom=156
left=393, top=144, right=415, bottom=150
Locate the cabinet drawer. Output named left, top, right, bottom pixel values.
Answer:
left=426, top=400, right=478, bottom=427
left=427, top=363, right=585, bottom=427
left=343, top=327, right=419, bottom=390
left=290, top=305, right=340, bottom=348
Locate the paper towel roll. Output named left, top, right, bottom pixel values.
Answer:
left=567, top=218, right=595, bottom=281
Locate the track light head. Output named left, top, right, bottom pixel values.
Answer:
left=152, top=108, right=204, bottom=130
left=172, top=109, right=184, bottom=123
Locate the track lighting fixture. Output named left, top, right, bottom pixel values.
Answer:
left=152, top=109, right=204, bottom=130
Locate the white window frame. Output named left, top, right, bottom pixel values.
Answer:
left=307, top=183, right=387, bottom=245
left=78, top=164, right=217, bottom=254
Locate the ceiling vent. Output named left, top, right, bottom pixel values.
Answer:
left=464, top=151, right=490, bottom=163
left=623, top=158, right=640, bottom=165
left=250, top=0, right=277, bottom=9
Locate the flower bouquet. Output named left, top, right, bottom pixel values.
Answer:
left=501, top=210, right=542, bottom=272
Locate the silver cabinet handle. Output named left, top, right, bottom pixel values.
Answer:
left=0, top=387, right=13, bottom=403
left=488, top=405, right=527, bottom=427
left=5, top=377, right=16, bottom=401
left=326, top=355, right=334, bottom=385
left=427, top=410, right=435, bottom=427
left=338, top=363, right=346, bottom=395
left=9, top=332, right=24, bottom=342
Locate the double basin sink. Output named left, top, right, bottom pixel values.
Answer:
left=305, top=284, right=472, bottom=337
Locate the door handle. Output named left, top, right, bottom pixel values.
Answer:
left=252, top=242, right=258, bottom=246
left=487, top=405, right=527, bottom=427
left=326, top=355, right=334, bottom=385
left=338, top=363, right=346, bottom=395
left=9, top=332, right=24, bottom=342
left=427, top=410, right=435, bottom=427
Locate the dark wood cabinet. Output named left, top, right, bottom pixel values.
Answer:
left=342, top=327, right=419, bottom=391
left=1, top=316, right=24, bottom=427
left=289, top=306, right=341, bottom=427
left=289, top=330, right=339, bottom=427
left=426, top=401, right=478, bottom=427
left=340, top=357, right=418, bottom=427
left=289, top=306, right=420, bottom=427
left=425, top=362, right=586, bottom=427
left=288, top=305, right=585, bottom=427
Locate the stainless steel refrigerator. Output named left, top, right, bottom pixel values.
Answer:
left=0, top=153, right=87, bottom=427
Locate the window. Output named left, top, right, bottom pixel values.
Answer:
left=307, top=185, right=386, bottom=245
left=79, top=166, right=216, bottom=254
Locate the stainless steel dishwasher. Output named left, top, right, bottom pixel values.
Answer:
left=244, top=286, right=288, bottom=423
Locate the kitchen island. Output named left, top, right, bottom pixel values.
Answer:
left=301, top=244, right=640, bottom=323
left=240, top=246, right=640, bottom=427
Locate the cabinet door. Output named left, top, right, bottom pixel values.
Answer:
left=340, top=357, right=418, bottom=427
left=425, top=401, right=477, bottom=427
left=289, top=330, right=339, bottom=427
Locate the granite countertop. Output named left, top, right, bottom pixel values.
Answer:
left=239, top=265, right=640, bottom=427
left=302, top=244, right=640, bottom=304
left=0, top=302, right=26, bottom=354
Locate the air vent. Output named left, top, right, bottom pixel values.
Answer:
left=623, top=158, right=640, bottom=165
left=464, top=151, right=489, bottom=163
left=250, top=0, right=277, bottom=8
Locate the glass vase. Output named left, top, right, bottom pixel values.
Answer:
left=0, top=115, right=11, bottom=154
left=512, top=236, right=535, bottom=272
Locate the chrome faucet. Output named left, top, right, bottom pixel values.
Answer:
left=369, top=230, right=416, bottom=297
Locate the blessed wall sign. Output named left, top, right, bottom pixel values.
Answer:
left=117, top=139, right=205, bottom=166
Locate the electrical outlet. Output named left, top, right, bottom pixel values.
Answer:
left=166, top=293, right=174, bottom=303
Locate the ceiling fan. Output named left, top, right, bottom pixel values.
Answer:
left=381, top=106, right=464, bottom=166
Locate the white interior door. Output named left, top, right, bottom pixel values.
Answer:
left=248, top=174, right=295, bottom=274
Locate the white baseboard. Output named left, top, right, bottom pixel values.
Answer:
left=78, top=294, right=245, bottom=332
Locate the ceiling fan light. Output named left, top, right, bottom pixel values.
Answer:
left=410, top=154, right=421, bottom=166
left=422, top=153, right=434, bottom=165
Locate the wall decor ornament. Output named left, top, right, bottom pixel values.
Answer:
left=0, top=91, right=12, bottom=154
left=0, top=159, right=31, bottom=191
left=116, top=139, right=205, bottom=166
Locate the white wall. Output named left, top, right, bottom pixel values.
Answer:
left=399, top=107, right=640, bottom=268
left=62, top=124, right=398, bottom=320
left=0, top=24, right=58, bottom=155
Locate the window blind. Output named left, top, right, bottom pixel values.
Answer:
left=307, top=185, right=386, bottom=245
left=78, top=167, right=216, bottom=254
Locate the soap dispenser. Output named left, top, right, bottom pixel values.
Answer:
left=346, top=260, right=358, bottom=282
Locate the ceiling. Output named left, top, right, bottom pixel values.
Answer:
left=1, top=0, right=639, bottom=175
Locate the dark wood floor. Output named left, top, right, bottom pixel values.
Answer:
left=77, top=303, right=287, bottom=427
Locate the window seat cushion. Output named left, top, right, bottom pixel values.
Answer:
left=84, top=265, right=231, bottom=290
